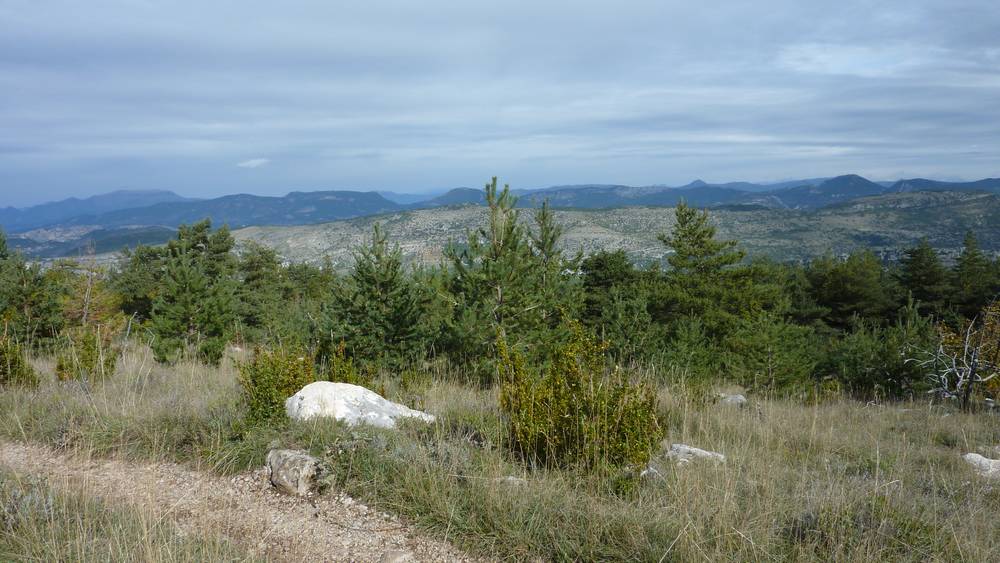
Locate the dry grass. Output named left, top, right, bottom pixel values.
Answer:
left=0, top=469, right=256, bottom=562
left=3, top=343, right=1000, bottom=561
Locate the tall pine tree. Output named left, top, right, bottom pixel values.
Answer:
left=898, top=238, right=950, bottom=318
left=656, top=200, right=759, bottom=335
left=444, top=179, right=580, bottom=373
left=952, top=231, right=998, bottom=318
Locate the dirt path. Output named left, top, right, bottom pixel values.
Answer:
left=0, top=440, right=483, bottom=562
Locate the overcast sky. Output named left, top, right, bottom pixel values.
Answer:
left=1, top=0, right=998, bottom=207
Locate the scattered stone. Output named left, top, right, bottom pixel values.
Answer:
left=380, top=550, right=415, bottom=563
left=639, top=465, right=662, bottom=480
left=963, top=453, right=1000, bottom=479
left=663, top=443, right=726, bottom=465
left=266, top=449, right=321, bottom=496
left=285, top=381, right=436, bottom=428
left=717, top=393, right=748, bottom=407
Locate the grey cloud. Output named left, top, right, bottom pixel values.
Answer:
left=0, top=0, right=998, bottom=206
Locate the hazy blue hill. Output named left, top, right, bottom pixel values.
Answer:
left=769, top=174, right=887, bottom=208
left=0, top=189, right=192, bottom=232
left=890, top=178, right=1000, bottom=193
left=62, top=190, right=405, bottom=229
left=634, top=186, right=751, bottom=207
left=377, top=191, right=439, bottom=205
left=518, top=185, right=640, bottom=208
left=755, top=178, right=830, bottom=190
left=12, top=175, right=1000, bottom=261
left=516, top=183, right=754, bottom=209
left=416, top=188, right=486, bottom=207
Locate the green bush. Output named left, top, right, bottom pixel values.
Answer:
left=0, top=332, right=37, bottom=388
left=319, top=341, right=375, bottom=388
left=498, top=321, right=661, bottom=470
left=55, top=324, right=120, bottom=383
left=238, top=347, right=315, bottom=423
left=722, top=313, right=819, bottom=393
left=820, top=302, right=937, bottom=399
left=659, top=316, right=720, bottom=381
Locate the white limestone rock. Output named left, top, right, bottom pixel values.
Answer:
left=963, top=452, right=1000, bottom=479
left=664, top=443, right=726, bottom=465
left=285, top=381, right=435, bottom=429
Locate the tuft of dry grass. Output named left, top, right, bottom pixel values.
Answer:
left=4, top=343, right=1000, bottom=561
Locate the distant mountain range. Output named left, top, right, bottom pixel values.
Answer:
left=3, top=174, right=999, bottom=259
left=0, top=189, right=194, bottom=232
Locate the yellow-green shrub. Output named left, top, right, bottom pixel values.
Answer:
left=0, top=332, right=37, bottom=388
left=239, top=347, right=315, bottom=423
left=55, top=323, right=121, bottom=382
left=320, top=341, right=373, bottom=387
left=498, top=322, right=661, bottom=470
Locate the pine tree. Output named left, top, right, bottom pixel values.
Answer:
left=898, top=238, right=950, bottom=318
left=445, top=177, right=537, bottom=365
left=661, top=201, right=745, bottom=276
left=444, top=179, right=579, bottom=372
left=205, top=225, right=237, bottom=279
left=325, top=223, right=427, bottom=370
left=580, top=249, right=639, bottom=326
left=150, top=251, right=235, bottom=365
left=0, top=252, right=66, bottom=347
left=952, top=231, right=997, bottom=318
left=656, top=201, right=756, bottom=334
left=236, top=241, right=284, bottom=340
left=111, top=244, right=167, bottom=321
left=805, top=250, right=899, bottom=329
left=529, top=199, right=582, bottom=331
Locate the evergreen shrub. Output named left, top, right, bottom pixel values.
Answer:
left=498, top=321, right=661, bottom=470
left=239, top=347, right=315, bottom=423
left=55, top=323, right=121, bottom=382
left=0, top=331, right=37, bottom=388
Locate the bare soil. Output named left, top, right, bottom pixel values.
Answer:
left=0, top=440, right=483, bottom=562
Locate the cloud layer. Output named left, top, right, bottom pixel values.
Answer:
left=1, top=0, right=998, bottom=205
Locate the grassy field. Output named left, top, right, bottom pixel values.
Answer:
left=2, top=343, right=1000, bottom=561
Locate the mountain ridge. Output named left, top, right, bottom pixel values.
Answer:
left=6, top=174, right=1000, bottom=260
left=0, top=189, right=193, bottom=232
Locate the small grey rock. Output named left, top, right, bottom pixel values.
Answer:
left=717, top=393, right=748, bottom=406
left=267, top=449, right=320, bottom=496
left=639, top=465, right=662, bottom=480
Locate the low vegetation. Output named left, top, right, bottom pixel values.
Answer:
left=2, top=349, right=1000, bottom=560
left=498, top=322, right=660, bottom=470
left=0, top=331, right=37, bottom=388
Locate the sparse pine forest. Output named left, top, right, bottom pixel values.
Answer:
left=3, top=179, right=1000, bottom=561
